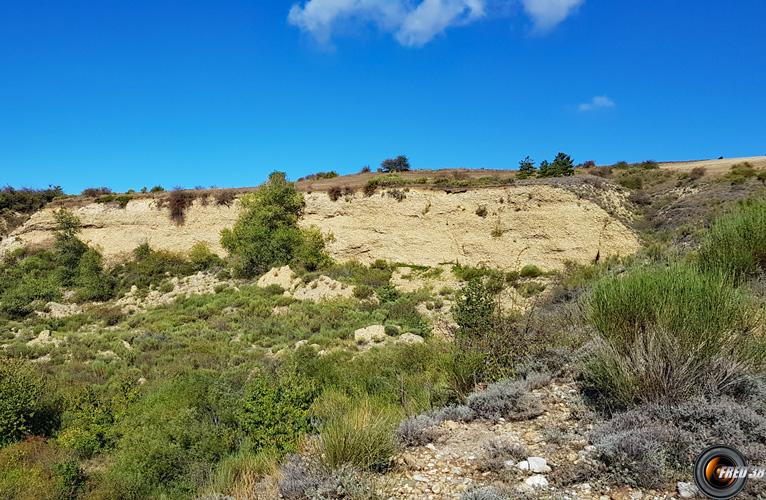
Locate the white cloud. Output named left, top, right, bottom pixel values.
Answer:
left=290, top=0, right=583, bottom=47
left=288, top=0, right=407, bottom=45
left=521, top=0, right=583, bottom=32
left=578, top=95, right=616, bottom=112
left=396, top=0, right=485, bottom=47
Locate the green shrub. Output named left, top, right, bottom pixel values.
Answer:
left=81, top=187, right=111, bottom=197
left=0, top=186, right=64, bottom=215
left=74, top=249, right=114, bottom=302
left=584, top=264, right=761, bottom=409
left=0, top=359, right=54, bottom=446
left=353, top=284, right=374, bottom=300
left=0, top=275, right=61, bottom=317
left=698, top=200, right=766, bottom=282
left=52, top=210, right=88, bottom=286
left=112, top=243, right=195, bottom=292
left=0, top=438, right=84, bottom=500
left=519, top=264, right=543, bottom=278
left=221, top=172, right=328, bottom=277
left=617, top=175, right=643, bottom=190
left=101, top=373, right=240, bottom=498
left=188, top=242, right=224, bottom=272
left=723, top=162, right=757, bottom=185
left=316, top=393, right=398, bottom=470
left=238, top=376, right=318, bottom=454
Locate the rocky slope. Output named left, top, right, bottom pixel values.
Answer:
left=1, top=182, right=640, bottom=271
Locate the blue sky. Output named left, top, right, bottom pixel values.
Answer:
left=1, top=0, right=765, bottom=193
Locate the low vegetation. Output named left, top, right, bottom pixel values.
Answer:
left=1, top=165, right=766, bottom=497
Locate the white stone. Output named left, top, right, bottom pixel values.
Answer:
left=396, top=332, right=425, bottom=344
left=354, top=325, right=388, bottom=344
left=527, top=456, right=552, bottom=473
left=677, top=481, right=699, bottom=498
left=524, top=475, right=549, bottom=489
left=412, top=474, right=428, bottom=483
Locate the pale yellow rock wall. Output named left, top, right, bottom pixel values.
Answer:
left=2, top=185, right=641, bottom=271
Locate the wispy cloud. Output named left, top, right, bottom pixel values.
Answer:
left=288, top=0, right=582, bottom=47
left=521, top=0, right=584, bottom=32
left=578, top=95, right=615, bottom=112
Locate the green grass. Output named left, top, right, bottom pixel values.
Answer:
left=584, top=264, right=762, bottom=409
left=698, top=200, right=766, bottom=281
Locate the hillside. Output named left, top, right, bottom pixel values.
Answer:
left=0, top=159, right=765, bottom=500
left=2, top=178, right=640, bottom=271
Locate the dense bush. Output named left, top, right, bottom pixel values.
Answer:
left=238, top=376, right=318, bottom=454
left=0, top=438, right=84, bottom=500
left=111, top=243, right=195, bottom=293
left=698, top=200, right=766, bottom=282
left=0, top=185, right=64, bottom=214
left=74, top=249, right=114, bottom=302
left=453, top=278, right=556, bottom=382
left=519, top=264, right=543, bottom=278
left=99, top=373, right=240, bottom=498
left=583, top=264, right=762, bottom=409
left=187, top=242, right=224, bottom=272
left=221, top=172, right=330, bottom=277
left=0, top=359, right=55, bottom=446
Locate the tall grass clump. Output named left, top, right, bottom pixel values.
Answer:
left=316, top=393, right=398, bottom=470
left=698, top=200, right=766, bottom=282
left=584, top=264, right=762, bottom=410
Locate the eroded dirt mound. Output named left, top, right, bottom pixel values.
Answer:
left=303, top=185, right=639, bottom=271
left=2, top=183, right=641, bottom=271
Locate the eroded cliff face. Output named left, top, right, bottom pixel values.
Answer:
left=1, top=185, right=641, bottom=270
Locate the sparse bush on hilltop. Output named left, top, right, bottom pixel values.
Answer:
left=327, top=185, right=343, bottom=201
left=221, top=172, right=329, bottom=277
left=213, top=189, right=236, bottom=206
left=698, top=200, right=766, bottom=282
left=81, top=187, right=112, bottom=197
left=689, top=166, right=706, bottom=180
left=378, top=155, right=410, bottom=173
left=724, top=162, right=757, bottom=185
left=0, top=185, right=64, bottom=214
left=167, top=189, right=196, bottom=225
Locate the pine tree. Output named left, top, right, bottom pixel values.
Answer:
left=538, top=160, right=551, bottom=178
left=551, top=152, right=575, bottom=177
left=517, top=156, right=537, bottom=179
